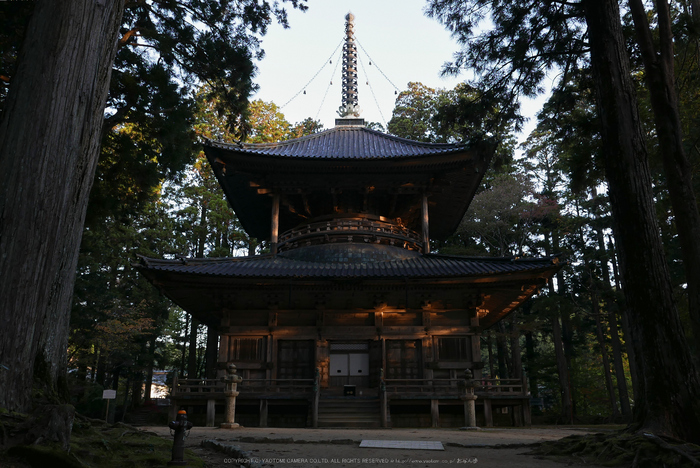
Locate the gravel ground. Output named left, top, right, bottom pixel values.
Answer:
left=144, top=425, right=610, bottom=468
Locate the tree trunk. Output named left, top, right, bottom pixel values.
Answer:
left=187, top=317, right=199, bottom=378
left=509, top=313, right=523, bottom=379
left=609, top=236, right=640, bottom=398
left=552, top=312, right=573, bottom=424
left=487, top=333, right=496, bottom=379
left=548, top=229, right=574, bottom=420
left=583, top=0, right=700, bottom=442
left=0, top=0, right=124, bottom=413
left=629, top=0, right=700, bottom=347
left=607, top=307, right=631, bottom=418
left=496, top=321, right=510, bottom=379
left=597, top=223, right=632, bottom=417
left=593, top=293, right=620, bottom=420
left=524, top=330, right=538, bottom=398
left=144, top=336, right=156, bottom=403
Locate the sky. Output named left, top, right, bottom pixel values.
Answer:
left=251, top=0, right=468, bottom=131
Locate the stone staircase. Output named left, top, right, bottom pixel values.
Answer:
left=316, top=397, right=382, bottom=428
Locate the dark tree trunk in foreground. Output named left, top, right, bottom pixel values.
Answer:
left=598, top=228, right=632, bottom=417
left=629, top=0, right=700, bottom=346
left=583, top=0, right=700, bottom=442
left=552, top=313, right=573, bottom=424
left=593, top=294, right=619, bottom=419
left=496, top=321, right=510, bottom=378
left=187, top=318, right=199, bottom=378
left=509, top=313, right=523, bottom=379
left=0, top=0, right=124, bottom=413
left=610, top=240, right=640, bottom=398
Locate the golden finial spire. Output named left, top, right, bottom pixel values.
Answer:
left=338, top=11, right=361, bottom=118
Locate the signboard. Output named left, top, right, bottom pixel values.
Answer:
left=102, top=390, right=117, bottom=400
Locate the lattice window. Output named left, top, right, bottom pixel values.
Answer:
left=435, top=337, right=472, bottom=361
left=228, top=337, right=264, bottom=361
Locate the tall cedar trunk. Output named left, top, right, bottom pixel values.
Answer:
left=552, top=313, right=573, bottom=424
left=608, top=308, right=631, bottom=417
left=144, top=363, right=154, bottom=404
left=0, top=0, right=125, bottom=412
left=609, top=237, right=640, bottom=397
left=509, top=313, right=523, bottom=379
left=187, top=318, right=199, bottom=378
left=95, top=346, right=106, bottom=388
left=522, top=301, right=538, bottom=397
left=205, top=326, right=219, bottom=379
left=548, top=228, right=574, bottom=418
left=629, top=0, right=700, bottom=345
left=496, top=321, right=510, bottom=378
left=582, top=0, right=700, bottom=442
left=524, top=330, right=538, bottom=398
left=596, top=221, right=632, bottom=416
left=487, top=333, right=496, bottom=379
left=592, top=293, right=620, bottom=419
left=559, top=309, right=576, bottom=414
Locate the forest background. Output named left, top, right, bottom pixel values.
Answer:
left=1, top=0, right=699, bottom=439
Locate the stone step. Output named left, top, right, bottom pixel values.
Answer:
left=317, top=398, right=381, bottom=427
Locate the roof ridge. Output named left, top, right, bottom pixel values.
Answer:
left=206, top=127, right=470, bottom=152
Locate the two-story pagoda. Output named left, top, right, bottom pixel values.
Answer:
left=137, top=13, right=561, bottom=428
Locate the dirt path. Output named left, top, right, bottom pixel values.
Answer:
left=143, top=425, right=610, bottom=468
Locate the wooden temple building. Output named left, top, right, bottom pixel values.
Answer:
left=137, top=13, right=561, bottom=428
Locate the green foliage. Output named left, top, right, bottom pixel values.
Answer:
left=426, top=0, right=587, bottom=127
left=387, top=81, right=516, bottom=172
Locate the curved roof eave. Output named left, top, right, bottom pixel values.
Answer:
left=204, top=126, right=485, bottom=161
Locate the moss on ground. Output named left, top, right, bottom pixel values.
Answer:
left=529, top=431, right=700, bottom=467
left=1, top=412, right=205, bottom=468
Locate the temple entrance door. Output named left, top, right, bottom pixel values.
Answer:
left=385, top=340, right=422, bottom=380
left=329, top=342, right=370, bottom=388
left=277, top=340, right=314, bottom=380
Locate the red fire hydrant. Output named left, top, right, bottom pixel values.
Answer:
left=168, top=410, right=193, bottom=466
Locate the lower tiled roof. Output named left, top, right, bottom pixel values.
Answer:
left=136, top=250, right=562, bottom=280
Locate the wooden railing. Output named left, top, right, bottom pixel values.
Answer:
left=383, top=378, right=464, bottom=394
left=477, top=378, right=525, bottom=394
left=239, top=378, right=315, bottom=394
left=172, top=375, right=525, bottom=399
left=173, top=376, right=225, bottom=395
left=382, top=377, right=526, bottom=397
left=277, top=217, right=423, bottom=252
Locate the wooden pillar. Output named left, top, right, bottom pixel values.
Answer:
left=513, top=404, right=523, bottom=426
left=421, top=193, right=430, bottom=254
left=522, top=400, right=532, bottom=427
left=169, top=401, right=179, bottom=423
left=206, top=399, right=216, bottom=427
left=271, top=193, right=280, bottom=255
left=430, top=399, right=439, bottom=428
left=483, top=399, right=493, bottom=427
left=259, top=399, right=268, bottom=428
left=312, top=368, right=320, bottom=428
left=380, top=368, right=389, bottom=428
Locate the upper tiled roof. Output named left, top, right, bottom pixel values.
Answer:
left=207, top=126, right=469, bottom=160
